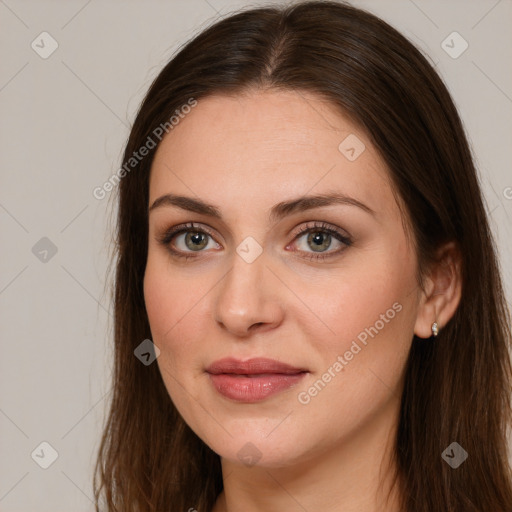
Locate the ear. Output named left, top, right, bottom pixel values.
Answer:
left=414, top=241, right=462, bottom=339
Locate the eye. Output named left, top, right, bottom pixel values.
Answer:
left=287, top=221, right=352, bottom=261
left=157, top=221, right=352, bottom=262
left=157, top=222, right=220, bottom=259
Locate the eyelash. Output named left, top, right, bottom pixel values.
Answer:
left=157, top=221, right=352, bottom=262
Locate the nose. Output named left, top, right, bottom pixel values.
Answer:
left=213, top=248, right=285, bottom=338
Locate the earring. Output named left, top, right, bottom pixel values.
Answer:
left=431, top=321, right=439, bottom=337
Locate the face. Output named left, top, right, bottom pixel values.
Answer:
left=144, top=89, right=422, bottom=468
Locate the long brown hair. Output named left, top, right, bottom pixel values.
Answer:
left=93, top=1, right=512, bottom=510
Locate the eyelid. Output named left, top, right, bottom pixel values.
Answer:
left=288, top=220, right=351, bottom=241
left=156, top=222, right=217, bottom=245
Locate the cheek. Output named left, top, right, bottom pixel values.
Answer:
left=290, top=282, right=415, bottom=451
left=143, top=259, right=194, bottom=378
left=143, top=253, right=199, bottom=341
left=143, top=265, right=171, bottom=339
left=314, top=250, right=416, bottom=350
left=143, top=256, right=211, bottom=377
left=298, top=240, right=418, bottom=409
left=143, top=262, right=201, bottom=412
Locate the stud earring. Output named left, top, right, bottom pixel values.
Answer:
left=431, top=321, right=439, bottom=337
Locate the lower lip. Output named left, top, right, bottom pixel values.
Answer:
left=208, top=372, right=307, bottom=402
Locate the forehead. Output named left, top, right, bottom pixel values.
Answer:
left=149, top=89, right=396, bottom=222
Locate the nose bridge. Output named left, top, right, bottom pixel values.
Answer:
left=213, top=242, right=283, bottom=335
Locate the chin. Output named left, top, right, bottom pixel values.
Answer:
left=196, top=424, right=318, bottom=469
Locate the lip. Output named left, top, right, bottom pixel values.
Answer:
left=206, top=357, right=307, bottom=375
left=206, top=357, right=308, bottom=403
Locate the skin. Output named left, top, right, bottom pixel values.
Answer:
left=143, top=89, right=461, bottom=512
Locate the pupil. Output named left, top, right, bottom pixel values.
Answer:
left=309, top=232, right=330, bottom=252
left=186, top=232, right=207, bottom=251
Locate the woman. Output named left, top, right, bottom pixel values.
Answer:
left=93, top=1, right=512, bottom=511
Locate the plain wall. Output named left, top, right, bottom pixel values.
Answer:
left=0, top=0, right=511, bottom=510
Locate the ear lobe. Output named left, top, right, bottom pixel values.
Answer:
left=414, top=242, right=462, bottom=339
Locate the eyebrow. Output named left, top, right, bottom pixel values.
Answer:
left=148, top=192, right=375, bottom=222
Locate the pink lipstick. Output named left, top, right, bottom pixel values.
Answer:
left=206, top=357, right=308, bottom=402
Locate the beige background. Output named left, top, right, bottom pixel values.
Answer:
left=1, top=0, right=511, bottom=510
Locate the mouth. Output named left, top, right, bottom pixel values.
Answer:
left=206, top=357, right=307, bottom=375
left=205, top=357, right=309, bottom=402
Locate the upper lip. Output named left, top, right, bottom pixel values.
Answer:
left=206, top=357, right=308, bottom=375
